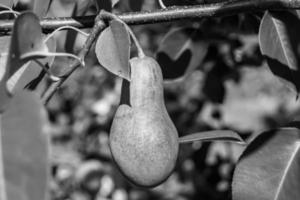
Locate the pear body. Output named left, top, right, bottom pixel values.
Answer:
left=109, top=57, right=179, bottom=187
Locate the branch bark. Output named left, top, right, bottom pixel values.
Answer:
left=3, top=0, right=297, bottom=104
left=0, top=0, right=300, bottom=32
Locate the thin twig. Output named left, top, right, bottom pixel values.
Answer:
left=0, top=0, right=300, bottom=32
left=41, top=18, right=106, bottom=104
left=44, top=25, right=88, bottom=42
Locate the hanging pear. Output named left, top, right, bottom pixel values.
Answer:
left=109, top=56, right=179, bottom=187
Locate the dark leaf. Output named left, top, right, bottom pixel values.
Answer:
left=179, top=130, right=244, bottom=144
left=202, top=65, right=226, bottom=104
left=232, top=128, right=300, bottom=200
left=259, top=11, right=300, bottom=94
left=94, top=0, right=112, bottom=12
left=156, top=27, right=208, bottom=81
left=162, top=0, right=197, bottom=6
left=128, top=0, right=144, bottom=11
left=1, top=91, right=50, bottom=200
left=95, top=20, right=130, bottom=80
left=157, top=50, right=192, bottom=79
left=114, top=0, right=142, bottom=12
left=120, top=79, right=130, bottom=106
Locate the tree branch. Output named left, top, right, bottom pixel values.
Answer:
left=25, top=0, right=300, bottom=104
left=41, top=19, right=106, bottom=104
left=0, top=0, right=300, bottom=32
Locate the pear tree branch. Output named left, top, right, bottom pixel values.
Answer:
left=0, top=0, right=300, bottom=32
left=0, top=0, right=297, bottom=104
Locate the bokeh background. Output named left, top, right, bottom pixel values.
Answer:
left=10, top=0, right=300, bottom=199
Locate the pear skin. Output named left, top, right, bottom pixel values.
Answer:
left=109, top=56, right=179, bottom=187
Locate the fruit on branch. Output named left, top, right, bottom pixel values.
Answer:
left=109, top=56, right=179, bottom=187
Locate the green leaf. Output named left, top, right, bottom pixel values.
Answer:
left=179, top=130, right=244, bottom=144
left=8, top=36, right=56, bottom=94
left=0, top=36, right=10, bottom=54
left=0, top=53, right=8, bottom=83
left=11, top=0, right=51, bottom=17
left=10, top=12, right=48, bottom=60
left=65, top=1, right=90, bottom=54
left=232, top=128, right=300, bottom=200
left=156, top=27, right=208, bottom=81
left=0, top=0, right=13, bottom=7
left=0, top=91, right=50, bottom=200
left=0, top=12, right=48, bottom=112
left=0, top=36, right=10, bottom=82
left=111, top=0, right=119, bottom=7
left=32, top=0, right=52, bottom=17
left=6, top=12, right=47, bottom=76
left=259, top=11, right=300, bottom=94
left=95, top=20, right=131, bottom=80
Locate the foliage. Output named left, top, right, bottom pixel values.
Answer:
left=0, top=0, right=300, bottom=200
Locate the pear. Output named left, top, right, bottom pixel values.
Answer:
left=109, top=56, right=179, bottom=187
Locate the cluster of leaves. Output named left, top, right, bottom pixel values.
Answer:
left=0, top=0, right=300, bottom=200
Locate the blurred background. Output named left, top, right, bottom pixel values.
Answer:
left=9, top=0, right=300, bottom=199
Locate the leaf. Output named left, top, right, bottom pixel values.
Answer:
left=0, top=36, right=10, bottom=82
left=0, top=36, right=10, bottom=54
left=157, top=50, right=192, bottom=79
left=0, top=12, right=48, bottom=112
left=0, top=0, right=13, bottom=7
left=202, top=61, right=229, bottom=104
left=128, top=0, right=144, bottom=11
left=116, top=0, right=143, bottom=12
left=8, top=36, right=56, bottom=94
left=156, top=27, right=208, bottom=81
left=0, top=91, right=50, bottom=200
left=179, top=130, right=244, bottom=144
left=8, top=12, right=47, bottom=69
left=259, top=11, right=300, bottom=94
left=94, top=0, right=112, bottom=12
left=65, top=1, right=89, bottom=54
left=32, top=0, right=52, bottom=17
left=111, top=0, right=119, bottom=7
left=0, top=53, right=8, bottom=83
left=11, top=0, right=51, bottom=17
left=95, top=20, right=131, bottom=80
left=232, top=128, right=300, bottom=200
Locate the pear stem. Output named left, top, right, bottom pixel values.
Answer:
left=98, top=10, right=145, bottom=58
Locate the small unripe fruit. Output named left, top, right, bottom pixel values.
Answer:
left=109, top=56, right=179, bottom=187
